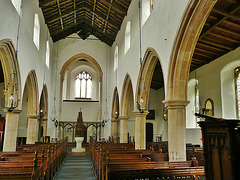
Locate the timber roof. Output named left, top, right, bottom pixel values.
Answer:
left=39, top=0, right=132, bottom=46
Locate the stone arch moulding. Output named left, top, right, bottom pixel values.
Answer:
left=135, top=47, right=161, bottom=111
left=119, top=73, right=134, bottom=143
left=164, top=0, right=217, bottom=162
left=41, top=84, right=48, bottom=118
left=25, top=70, right=39, bottom=116
left=120, top=73, right=134, bottom=117
left=111, top=87, right=119, bottom=141
left=59, top=53, right=103, bottom=124
left=111, top=87, right=119, bottom=119
left=0, top=39, right=22, bottom=152
left=166, top=0, right=217, bottom=101
left=0, top=39, right=22, bottom=110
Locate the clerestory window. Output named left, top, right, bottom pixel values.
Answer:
left=33, top=13, right=40, bottom=49
left=11, top=0, right=22, bottom=16
left=75, top=71, right=92, bottom=98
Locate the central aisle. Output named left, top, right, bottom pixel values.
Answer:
left=56, top=153, right=96, bottom=180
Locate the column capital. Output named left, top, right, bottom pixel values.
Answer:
left=4, top=109, right=22, bottom=114
left=118, top=116, right=129, bottom=121
left=133, top=111, right=149, bottom=117
left=163, top=99, right=190, bottom=109
left=111, top=118, right=118, bottom=122
left=27, top=114, right=38, bottom=119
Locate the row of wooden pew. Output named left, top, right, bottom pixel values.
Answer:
left=89, top=137, right=205, bottom=180
left=0, top=137, right=68, bottom=180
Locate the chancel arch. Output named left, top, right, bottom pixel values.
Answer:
left=135, top=48, right=164, bottom=149
left=111, top=87, right=119, bottom=142
left=59, top=53, right=103, bottom=141
left=0, top=39, right=21, bottom=152
left=165, top=0, right=217, bottom=161
left=120, top=74, right=134, bottom=143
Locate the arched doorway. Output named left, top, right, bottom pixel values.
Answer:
left=120, top=74, right=134, bottom=143
left=146, top=123, right=153, bottom=144
left=111, top=87, right=119, bottom=142
left=0, top=39, right=21, bottom=152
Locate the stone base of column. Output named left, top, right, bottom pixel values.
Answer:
left=119, top=116, right=128, bottom=143
left=72, top=137, right=85, bottom=152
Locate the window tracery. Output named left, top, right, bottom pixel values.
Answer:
left=75, top=71, right=92, bottom=98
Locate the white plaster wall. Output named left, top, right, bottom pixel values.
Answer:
left=189, top=47, right=240, bottom=119
left=61, top=101, right=100, bottom=122
left=104, top=0, right=190, bottom=138
left=0, top=0, right=55, bottom=138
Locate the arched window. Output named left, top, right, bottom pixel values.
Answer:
left=114, top=46, right=118, bottom=71
left=205, top=98, right=214, bottom=116
left=45, top=40, right=50, bottom=68
left=186, top=79, right=199, bottom=128
left=124, top=21, right=131, bottom=54
left=235, top=67, right=240, bottom=119
left=75, top=71, right=92, bottom=98
left=33, top=13, right=40, bottom=49
left=11, top=0, right=22, bottom=15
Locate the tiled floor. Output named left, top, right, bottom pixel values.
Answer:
left=56, top=153, right=96, bottom=180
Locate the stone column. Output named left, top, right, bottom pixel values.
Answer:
left=26, top=114, right=38, bottom=144
left=3, top=110, right=21, bottom=152
left=119, top=116, right=128, bottom=143
left=134, top=111, right=148, bottom=149
left=163, top=99, right=189, bottom=161
left=111, top=118, right=118, bottom=142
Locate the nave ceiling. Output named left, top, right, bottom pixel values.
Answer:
left=38, top=0, right=132, bottom=46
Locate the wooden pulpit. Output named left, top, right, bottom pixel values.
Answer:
left=196, top=113, right=240, bottom=180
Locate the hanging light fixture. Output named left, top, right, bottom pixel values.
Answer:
left=114, top=110, right=119, bottom=120
left=51, top=42, right=59, bottom=128
left=102, top=47, right=109, bottom=127
left=1, top=72, right=19, bottom=112
left=136, top=0, right=148, bottom=114
left=1, top=3, right=22, bottom=112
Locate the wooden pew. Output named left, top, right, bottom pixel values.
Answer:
left=89, top=137, right=205, bottom=180
left=0, top=137, right=68, bottom=180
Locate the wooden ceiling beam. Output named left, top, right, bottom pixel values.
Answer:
left=100, top=0, right=127, bottom=15
left=45, top=2, right=120, bottom=30
left=208, top=31, right=239, bottom=43
left=39, top=0, right=56, bottom=7
left=192, top=58, right=209, bottom=64
left=195, top=47, right=219, bottom=56
left=212, top=9, right=240, bottom=21
left=194, top=52, right=213, bottom=59
left=214, top=26, right=240, bottom=37
left=197, top=42, right=226, bottom=52
left=199, top=39, right=233, bottom=51
left=200, top=4, right=240, bottom=40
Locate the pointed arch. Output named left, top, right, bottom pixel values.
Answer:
left=0, top=39, right=21, bottom=110
left=166, top=0, right=217, bottom=101
left=135, top=48, right=162, bottom=111
left=59, top=53, right=103, bottom=126
left=25, top=70, right=39, bottom=115
left=120, top=74, right=134, bottom=117
left=112, top=87, right=119, bottom=119
left=40, top=84, right=48, bottom=118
